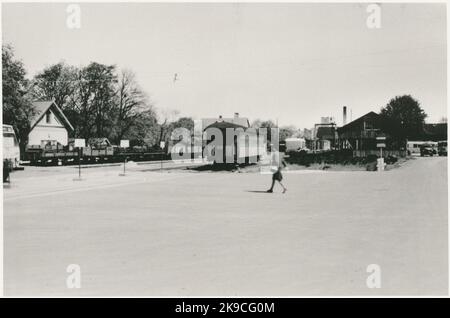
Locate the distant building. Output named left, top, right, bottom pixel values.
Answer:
left=320, top=116, right=335, bottom=125
left=201, top=113, right=262, bottom=164
left=337, top=111, right=387, bottom=150
left=201, top=113, right=250, bottom=130
left=302, top=128, right=313, bottom=140
left=28, top=101, right=74, bottom=147
left=422, top=123, right=447, bottom=141
left=315, top=126, right=337, bottom=150
left=406, top=123, right=447, bottom=155
left=86, top=138, right=112, bottom=148
left=312, top=116, right=337, bottom=151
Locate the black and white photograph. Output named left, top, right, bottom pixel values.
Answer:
left=1, top=1, right=448, bottom=300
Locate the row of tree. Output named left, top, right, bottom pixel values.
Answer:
left=2, top=44, right=194, bottom=153
left=379, top=95, right=429, bottom=140
left=2, top=43, right=436, bottom=155
left=250, top=119, right=302, bottom=143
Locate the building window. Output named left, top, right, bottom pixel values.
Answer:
left=46, top=111, right=51, bottom=124
left=363, top=120, right=373, bottom=130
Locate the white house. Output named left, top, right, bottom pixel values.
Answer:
left=28, top=101, right=74, bottom=147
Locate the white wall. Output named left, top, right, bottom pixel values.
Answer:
left=28, top=126, right=68, bottom=146
left=28, top=109, right=69, bottom=146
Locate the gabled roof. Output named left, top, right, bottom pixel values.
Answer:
left=202, top=116, right=250, bottom=130
left=87, top=138, right=112, bottom=147
left=337, top=111, right=380, bottom=132
left=30, top=101, right=74, bottom=131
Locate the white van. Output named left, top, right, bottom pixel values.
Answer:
left=3, top=124, right=21, bottom=168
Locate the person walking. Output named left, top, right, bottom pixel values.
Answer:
left=267, top=151, right=287, bottom=193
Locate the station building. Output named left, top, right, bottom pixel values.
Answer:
left=28, top=101, right=74, bottom=148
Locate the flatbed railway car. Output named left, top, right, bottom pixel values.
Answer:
left=25, top=138, right=168, bottom=166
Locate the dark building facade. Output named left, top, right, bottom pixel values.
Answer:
left=422, top=123, right=447, bottom=141
left=202, top=113, right=261, bottom=164
left=315, top=125, right=337, bottom=150
left=337, top=111, right=390, bottom=151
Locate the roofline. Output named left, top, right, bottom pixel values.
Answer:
left=53, top=103, right=74, bottom=131
left=202, top=117, right=250, bottom=130
left=203, top=121, right=248, bottom=130
left=338, top=111, right=379, bottom=130
left=31, top=101, right=74, bottom=132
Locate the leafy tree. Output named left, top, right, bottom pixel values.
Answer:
left=70, top=62, right=117, bottom=139
left=379, top=95, right=427, bottom=140
left=112, top=69, right=151, bottom=144
left=279, top=125, right=297, bottom=142
left=124, top=108, right=159, bottom=146
left=85, top=62, right=117, bottom=138
left=30, top=61, right=162, bottom=145
left=2, top=44, right=35, bottom=156
left=165, top=116, right=195, bottom=148
left=157, top=108, right=180, bottom=146
left=169, top=117, right=194, bottom=134
left=30, top=62, right=78, bottom=111
left=251, top=119, right=276, bottom=129
left=251, top=119, right=277, bottom=144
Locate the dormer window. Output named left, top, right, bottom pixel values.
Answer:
left=46, top=111, right=51, bottom=124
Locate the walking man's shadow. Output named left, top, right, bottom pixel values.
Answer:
left=245, top=190, right=270, bottom=193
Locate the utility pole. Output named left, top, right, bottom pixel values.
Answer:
left=73, top=138, right=85, bottom=181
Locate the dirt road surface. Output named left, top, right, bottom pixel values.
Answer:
left=3, top=157, right=447, bottom=296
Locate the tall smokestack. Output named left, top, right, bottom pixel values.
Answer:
left=343, top=106, right=347, bottom=125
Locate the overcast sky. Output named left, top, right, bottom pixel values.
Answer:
left=2, top=2, right=447, bottom=128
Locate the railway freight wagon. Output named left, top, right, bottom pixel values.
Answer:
left=203, top=124, right=267, bottom=164
left=25, top=138, right=168, bottom=166
left=201, top=114, right=267, bottom=165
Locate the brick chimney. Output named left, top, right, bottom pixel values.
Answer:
left=343, top=106, right=347, bottom=125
